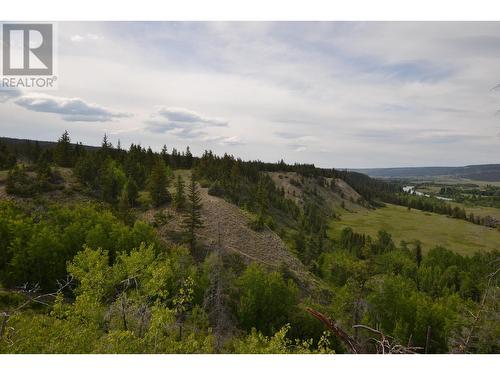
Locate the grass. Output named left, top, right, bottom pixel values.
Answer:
left=454, top=203, right=500, bottom=221
left=0, top=170, right=8, bottom=183
left=330, top=204, right=500, bottom=255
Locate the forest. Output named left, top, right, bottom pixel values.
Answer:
left=0, top=132, right=498, bottom=354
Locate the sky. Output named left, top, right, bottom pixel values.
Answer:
left=1, top=21, right=500, bottom=168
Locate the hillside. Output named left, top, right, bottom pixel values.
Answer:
left=1, top=133, right=499, bottom=354
left=142, top=171, right=315, bottom=289
left=331, top=203, right=500, bottom=256
left=354, top=164, right=500, bottom=182
left=267, top=171, right=364, bottom=213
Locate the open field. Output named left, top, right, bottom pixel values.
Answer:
left=455, top=203, right=500, bottom=221
left=330, top=204, right=500, bottom=255
left=410, top=177, right=500, bottom=188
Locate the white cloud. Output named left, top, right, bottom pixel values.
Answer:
left=0, top=87, right=22, bottom=103
left=146, top=107, right=228, bottom=139
left=71, top=33, right=102, bottom=42
left=2, top=22, right=500, bottom=167
left=14, top=94, right=130, bottom=122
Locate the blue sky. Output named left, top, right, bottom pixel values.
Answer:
left=1, top=21, right=499, bottom=168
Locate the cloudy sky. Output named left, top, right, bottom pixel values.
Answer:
left=1, top=22, right=500, bottom=168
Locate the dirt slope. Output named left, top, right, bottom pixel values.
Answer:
left=268, top=171, right=363, bottom=213
left=143, top=183, right=315, bottom=288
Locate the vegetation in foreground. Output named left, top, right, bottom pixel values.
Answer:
left=0, top=133, right=498, bottom=354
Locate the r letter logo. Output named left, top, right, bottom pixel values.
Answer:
left=2, top=24, right=53, bottom=76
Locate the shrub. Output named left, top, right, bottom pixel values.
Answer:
left=207, top=180, right=224, bottom=197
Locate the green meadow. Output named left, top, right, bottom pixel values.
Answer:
left=331, top=204, right=500, bottom=255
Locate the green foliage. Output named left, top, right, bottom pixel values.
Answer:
left=231, top=324, right=334, bottom=354
left=0, top=201, right=161, bottom=290
left=182, top=174, right=203, bottom=250
left=99, top=159, right=127, bottom=203
left=147, top=159, right=172, bottom=207
left=207, top=180, right=224, bottom=197
left=319, top=251, right=369, bottom=287
left=173, top=175, right=186, bottom=211
left=5, top=165, right=38, bottom=197
left=0, top=141, right=16, bottom=169
left=53, top=130, right=74, bottom=167
left=235, top=263, right=298, bottom=336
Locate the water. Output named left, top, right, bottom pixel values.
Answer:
left=403, top=185, right=453, bottom=201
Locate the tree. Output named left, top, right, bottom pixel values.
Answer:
left=182, top=174, right=203, bottom=251
left=236, top=263, right=298, bottom=335
left=53, top=130, right=73, bottom=167
left=99, top=159, right=127, bottom=203
left=185, top=146, right=193, bottom=169
left=124, top=177, right=139, bottom=206
left=147, top=159, right=171, bottom=207
left=0, top=141, right=16, bottom=169
left=118, top=186, right=132, bottom=223
left=414, top=240, right=423, bottom=267
left=173, top=175, right=186, bottom=211
left=101, top=133, right=112, bottom=152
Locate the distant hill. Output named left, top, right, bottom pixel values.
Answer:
left=353, top=164, right=500, bottom=182
left=0, top=136, right=100, bottom=152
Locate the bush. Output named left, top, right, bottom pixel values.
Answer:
left=5, top=166, right=38, bottom=197
left=236, top=263, right=298, bottom=335
left=207, top=180, right=224, bottom=197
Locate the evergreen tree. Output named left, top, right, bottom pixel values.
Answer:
left=54, top=130, right=73, bottom=167
left=99, top=159, right=127, bottom=203
left=185, top=146, right=193, bottom=169
left=182, top=174, right=203, bottom=250
left=173, top=175, right=186, bottom=211
left=125, top=177, right=139, bottom=206
left=36, top=151, right=52, bottom=190
left=147, top=159, right=171, bottom=207
left=0, top=141, right=16, bottom=169
left=117, top=185, right=133, bottom=224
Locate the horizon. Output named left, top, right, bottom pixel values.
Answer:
left=3, top=134, right=500, bottom=171
left=1, top=22, right=500, bottom=168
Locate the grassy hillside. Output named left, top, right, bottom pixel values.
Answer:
left=330, top=204, right=500, bottom=255
left=354, top=164, right=500, bottom=182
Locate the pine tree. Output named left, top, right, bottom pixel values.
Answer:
left=173, top=175, right=186, bottom=211
left=182, top=174, right=203, bottom=250
left=54, top=130, right=73, bottom=167
left=101, top=133, right=112, bottom=150
left=147, top=159, right=171, bottom=207
left=0, top=141, right=16, bottom=169
left=185, top=146, right=193, bottom=169
left=125, top=177, right=139, bottom=206
left=118, top=185, right=132, bottom=223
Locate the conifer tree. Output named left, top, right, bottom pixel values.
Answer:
left=54, top=130, right=73, bottom=167
left=118, top=185, right=131, bottom=222
left=147, top=159, right=171, bottom=207
left=185, top=146, right=193, bottom=169
left=125, top=177, right=139, bottom=206
left=182, top=174, right=203, bottom=250
left=173, top=175, right=186, bottom=211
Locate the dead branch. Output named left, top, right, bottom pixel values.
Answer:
left=306, top=308, right=422, bottom=354
left=0, top=276, right=73, bottom=340
left=306, top=307, right=361, bottom=353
